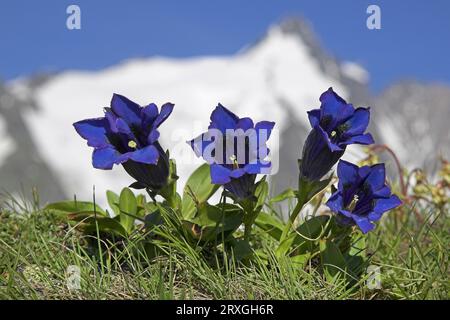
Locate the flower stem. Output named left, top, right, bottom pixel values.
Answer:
left=279, top=198, right=305, bottom=243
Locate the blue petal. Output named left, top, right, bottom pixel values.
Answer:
left=337, top=160, right=359, bottom=189
left=365, top=163, right=386, bottom=191
left=342, top=107, right=370, bottom=137
left=141, top=103, right=158, bottom=127
left=92, top=147, right=123, bottom=169
left=110, top=94, right=142, bottom=126
left=326, top=192, right=343, bottom=213
left=319, top=88, right=354, bottom=129
left=105, top=109, right=119, bottom=133
left=147, top=129, right=160, bottom=144
left=255, top=120, right=275, bottom=141
left=209, top=104, right=239, bottom=133
left=316, top=125, right=343, bottom=152
left=373, top=186, right=392, bottom=198
left=153, top=102, right=174, bottom=128
left=307, top=109, right=321, bottom=128
left=73, top=118, right=110, bottom=148
left=230, top=168, right=246, bottom=179
left=236, top=117, right=254, bottom=131
left=128, top=145, right=159, bottom=164
left=115, top=118, right=133, bottom=135
left=188, top=133, right=215, bottom=161
left=352, top=215, right=375, bottom=234
left=358, top=165, right=371, bottom=180
left=244, top=161, right=271, bottom=174
left=371, top=195, right=402, bottom=217
left=341, top=133, right=374, bottom=146
left=210, top=164, right=232, bottom=184
left=338, top=209, right=353, bottom=218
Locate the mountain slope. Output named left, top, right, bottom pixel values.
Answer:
left=2, top=18, right=448, bottom=207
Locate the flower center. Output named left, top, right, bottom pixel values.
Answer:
left=128, top=140, right=137, bottom=149
left=330, top=130, right=337, bottom=137
left=347, top=194, right=359, bottom=211
left=229, top=155, right=240, bottom=169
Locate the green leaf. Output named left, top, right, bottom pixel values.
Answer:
left=144, top=210, right=163, bottom=229
left=183, top=203, right=243, bottom=241
left=106, top=190, right=120, bottom=217
left=345, top=232, right=368, bottom=278
left=320, top=239, right=348, bottom=283
left=298, top=174, right=333, bottom=204
left=44, top=201, right=106, bottom=217
left=77, top=215, right=128, bottom=237
left=231, top=239, right=253, bottom=261
left=289, top=253, right=311, bottom=268
left=182, top=164, right=220, bottom=219
left=270, top=188, right=296, bottom=203
left=119, top=187, right=138, bottom=233
left=254, top=178, right=269, bottom=212
left=255, top=212, right=284, bottom=241
left=276, top=215, right=330, bottom=257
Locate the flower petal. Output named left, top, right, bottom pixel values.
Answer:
left=92, top=147, right=123, bottom=169
left=236, top=117, right=254, bottom=131
left=326, top=192, right=343, bottom=213
left=255, top=120, right=275, bottom=140
left=110, top=93, right=142, bottom=126
left=316, top=125, right=343, bottom=152
left=365, top=163, right=386, bottom=191
left=210, top=164, right=232, bottom=184
left=147, top=129, right=160, bottom=144
left=352, top=215, right=375, bottom=234
left=337, top=160, right=360, bottom=189
left=341, top=133, right=374, bottom=146
left=153, top=102, right=174, bottom=128
left=371, top=195, right=402, bottom=217
left=244, top=161, right=271, bottom=174
left=128, top=145, right=159, bottom=164
left=230, top=168, right=246, bottom=179
left=209, top=104, right=239, bottom=133
left=141, top=103, right=158, bottom=127
left=307, top=109, right=321, bottom=128
left=73, top=118, right=110, bottom=148
left=373, top=185, right=392, bottom=198
left=105, top=109, right=119, bottom=133
left=342, top=107, right=370, bottom=137
left=319, top=88, right=354, bottom=130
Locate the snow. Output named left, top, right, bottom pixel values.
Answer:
left=341, top=61, right=369, bottom=84
left=0, top=115, right=16, bottom=166
left=14, top=24, right=362, bottom=206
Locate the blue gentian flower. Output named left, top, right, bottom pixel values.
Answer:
left=326, top=160, right=402, bottom=233
left=300, top=88, right=374, bottom=181
left=189, top=104, right=275, bottom=200
left=73, top=94, right=174, bottom=190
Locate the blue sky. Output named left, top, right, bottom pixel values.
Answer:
left=0, top=0, right=448, bottom=92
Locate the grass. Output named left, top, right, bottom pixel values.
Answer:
left=0, top=193, right=448, bottom=300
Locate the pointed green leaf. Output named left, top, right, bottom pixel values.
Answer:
left=320, top=239, right=348, bottom=283
left=44, top=201, right=106, bottom=217
left=182, top=164, right=220, bottom=219
left=106, top=190, right=120, bottom=216
left=276, top=215, right=330, bottom=257
left=119, top=187, right=137, bottom=233
left=255, top=212, right=284, bottom=241
left=254, top=178, right=269, bottom=212
left=270, top=188, right=296, bottom=203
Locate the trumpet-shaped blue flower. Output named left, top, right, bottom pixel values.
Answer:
left=189, top=104, right=275, bottom=200
left=326, top=160, right=402, bottom=233
left=73, top=94, right=174, bottom=190
left=300, top=88, right=374, bottom=181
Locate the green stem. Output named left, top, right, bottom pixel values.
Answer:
left=243, top=212, right=256, bottom=241
left=279, top=198, right=305, bottom=243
